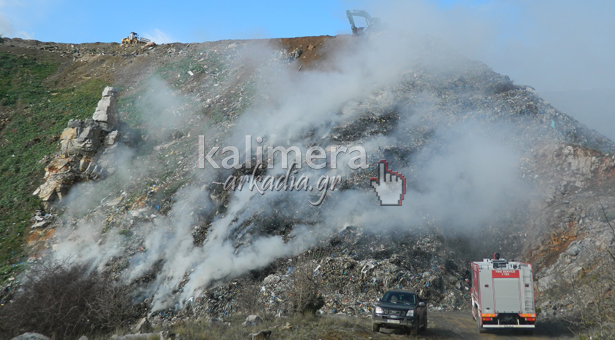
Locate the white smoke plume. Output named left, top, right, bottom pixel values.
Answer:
left=52, top=6, right=537, bottom=311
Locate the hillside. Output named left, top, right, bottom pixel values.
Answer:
left=0, top=33, right=614, bottom=339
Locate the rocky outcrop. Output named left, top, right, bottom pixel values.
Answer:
left=10, top=333, right=51, bottom=340
left=242, top=315, right=263, bottom=327
left=92, top=86, right=119, bottom=131
left=534, top=144, right=615, bottom=190
left=32, top=86, right=132, bottom=207
left=60, top=119, right=103, bottom=156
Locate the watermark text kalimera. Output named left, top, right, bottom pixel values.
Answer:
left=197, top=135, right=368, bottom=205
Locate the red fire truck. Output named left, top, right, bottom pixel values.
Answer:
left=471, top=254, right=536, bottom=334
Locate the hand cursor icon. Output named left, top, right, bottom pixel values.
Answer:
left=370, top=160, right=406, bottom=206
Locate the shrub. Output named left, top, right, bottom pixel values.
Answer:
left=0, top=260, right=141, bottom=339
left=288, top=260, right=325, bottom=315
left=234, top=280, right=265, bottom=316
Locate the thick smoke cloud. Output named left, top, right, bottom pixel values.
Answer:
left=372, top=0, right=615, bottom=140
left=53, top=3, right=541, bottom=311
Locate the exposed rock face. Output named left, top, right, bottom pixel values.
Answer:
left=242, top=314, right=263, bottom=327
left=10, top=333, right=51, bottom=340
left=92, top=86, right=118, bottom=131
left=32, top=86, right=131, bottom=207
left=60, top=119, right=103, bottom=156
left=31, top=157, right=77, bottom=202
left=534, top=144, right=615, bottom=188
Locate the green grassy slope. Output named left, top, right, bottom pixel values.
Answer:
left=0, top=52, right=106, bottom=279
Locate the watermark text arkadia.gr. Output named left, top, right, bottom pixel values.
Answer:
left=197, top=135, right=369, bottom=205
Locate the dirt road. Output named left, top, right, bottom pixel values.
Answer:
left=320, top=311, right=575, bottom=340
left=411, top=312, right=574, bottom=339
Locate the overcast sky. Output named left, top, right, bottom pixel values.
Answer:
left=1, top=0, right=613, bottom=140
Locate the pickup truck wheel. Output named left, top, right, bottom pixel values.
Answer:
left=420, top=316, right=427, bottom=331
left=410, top=318, right=419, bottom=335
left=372, top=323, right=380, bottom=333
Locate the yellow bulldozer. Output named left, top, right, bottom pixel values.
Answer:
left=121, top=32, right=151, bottom=45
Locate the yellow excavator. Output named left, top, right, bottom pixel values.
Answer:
left=121, top=32, right=151, bottom=45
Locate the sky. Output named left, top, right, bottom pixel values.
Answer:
left=1, top=0, right=614, bottom=140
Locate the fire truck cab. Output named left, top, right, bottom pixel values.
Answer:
left=471, top=254, right=536, bottom=334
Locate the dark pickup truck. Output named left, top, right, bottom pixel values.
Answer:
left=372, top=290, right=428, bottom=335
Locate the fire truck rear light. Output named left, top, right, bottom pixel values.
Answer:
left=482, top=317, right=492, bottom=321
left=526, top=317, right=536, bottom=322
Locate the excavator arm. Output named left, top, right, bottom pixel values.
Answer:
left=346, top=9, right=376, bottom=35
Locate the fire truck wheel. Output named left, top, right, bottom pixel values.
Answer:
left=477, top=315, right=486, bottom=334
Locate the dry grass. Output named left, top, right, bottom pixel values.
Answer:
left=171, top=313, right=393, bottom=340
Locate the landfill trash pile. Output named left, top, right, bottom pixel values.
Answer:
left=255, top=253, right=472, bottom=316
left=1, top=33, right=614, bottom=338
left=141, top=227, right=520, bottom=328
